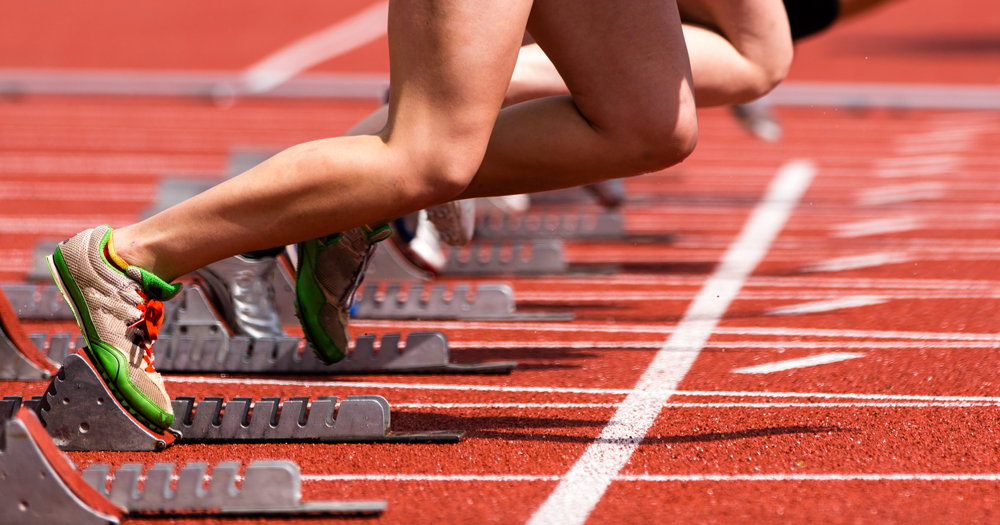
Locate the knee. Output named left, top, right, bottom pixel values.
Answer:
left=742, top=44, right=793, bottom=103
left=609, top=94, right=699, bottom=173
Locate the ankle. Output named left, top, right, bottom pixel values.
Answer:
left=112, top=226, right=166, bottom=279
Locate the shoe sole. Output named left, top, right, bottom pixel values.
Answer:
left=47, top=251, right=172, bottom=432
left=293, top=240, right=346, bottom=365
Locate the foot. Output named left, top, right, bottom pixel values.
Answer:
left=196, top=254, right=285, bottom=339
left=47, top=225, right=181, bottom=433
left=295, top=224, right=392, bottom=364
left=730, top=101, right=783, bottom=143
left=390, top=211, right=447, bottom=274
left=425, top=199, right=476, bottom=247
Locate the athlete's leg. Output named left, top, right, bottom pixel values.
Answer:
left=114, top=0, right=533, bottom=282
left=678, top=0, right=792, bottom=106
left=504, top=0, right=791, bottom=109
left=460, top=0, right=699, bottom=198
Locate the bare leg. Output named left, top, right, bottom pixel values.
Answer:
left=505, top=0, right=791, bottom=108
left=115, top=0, right=533, bottom=281
left=461, top=0, right=699, bottom=198
left=838, top=0, right=901, bottom=19
left=114, top=0, right=697, bottom=281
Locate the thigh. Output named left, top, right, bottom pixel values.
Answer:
left=677, top=0, right=791, bottom=66
left=525, top=0, right=695, bottom=135
left=384, top=0, right=532, bottom=157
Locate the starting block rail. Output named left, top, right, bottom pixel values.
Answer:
left=442, top=239, right=567, bottom=275
left=158, top=285, right=515, bottom=374
left=0, top=408, right=386, bottom=522
left=353, top=282, right=572, bottom=321
left=475, top=211, right=624, bottom=240
left=4, top=352, right=465, bottom=451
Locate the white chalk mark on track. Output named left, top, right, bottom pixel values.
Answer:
left=801, top=253, right=911, bottom=273
left=831, top=216, right=922, bottom=238
left=526, top=160, right=816, bottom=525
left=731, top=352, right=866, bottom=374
left=764, top=296, right=888, bottom=316
left=241, top=2, right=389, bottom=93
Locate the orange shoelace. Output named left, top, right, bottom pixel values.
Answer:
left=127, top=291, right=165, bottom=373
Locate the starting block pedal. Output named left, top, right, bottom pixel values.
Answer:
left=442, top=239, right=567, bottom=275
left=0, top=287, right=59, bottom=381
left=1, top=282, right=74, bottom=320
left=475, top=211, right=624, bottom=240
left=9, top=351, right=464, bottom=451
left=156, top=285, right=515, bottom=374
left=354, top=281, right=572, bottom=321
left=0, top=408, right=385, bottom=523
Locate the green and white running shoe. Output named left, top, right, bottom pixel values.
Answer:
left=295, top=224, right=392, bottom=364
left=47, top=225, right=182, bottom=432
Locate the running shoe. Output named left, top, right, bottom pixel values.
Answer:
left=295, top=224, right=392, bottom=364
left=390, top=211, right=447, bottom=273
left=730, top=101, right=783, bottom=143
left=47, top=225, right=181, bottom=432
left=195, top=253, right=285, bottom=339
left=425, top=199, right=476, bottom=246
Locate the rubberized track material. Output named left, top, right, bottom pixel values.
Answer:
left=0, top=408, right=386, bottom=521
left=1, top=1, right=998, bottom=520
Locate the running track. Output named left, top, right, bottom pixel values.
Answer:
left=2, top=1, right=1000, bottom=523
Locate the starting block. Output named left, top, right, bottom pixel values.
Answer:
left=156, top=285, right=515, bottom=374
left=475, top=211, right=624, bottom=240
left=0, top=286, right=59, bottom=380
left=442, top=239, right=567, bottom=275
left=7, top=351, right=464, bottom=451
left=354, top=281, right=572, bottom=321
left=0, top=408, right=385, bottom=523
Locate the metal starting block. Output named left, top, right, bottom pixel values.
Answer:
left=442, top=239, right=567, bottom=275
left=475, top=211, right=624, bottom=240
left=156, top=285, right=515, bottom=374
left=0, top=409, right=385, bottom=523
left=354, top=282, right=571, bottom=321
left=1, top=282, right=74, bottom=320
left=0, top=287, right=60, bottom=380
left=81, top=460, right=385, bottom=516
left=8, top=352, right=464, bottom=451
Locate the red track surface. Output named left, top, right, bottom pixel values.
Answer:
left=2, top=1, right=1000, bottom=524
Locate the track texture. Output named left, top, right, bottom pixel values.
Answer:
left=2, top=0, right=1000, bottom=523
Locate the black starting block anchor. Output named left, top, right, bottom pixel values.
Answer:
left=13, top=351, right=464, bottom=451
left=0, top=408, right=386, bottom=523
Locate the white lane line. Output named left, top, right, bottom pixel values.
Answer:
left=801, top=253, right=912, bottom=273
left=731, top=353, right=866, bottom=374
left=831, top=216, right=922, bottom=238
left=394, top=402, right=1000, bottom=409
left=354, top=321, right=1000, bottom=342
left=856, top=182, right=946, bottom=206
left=302, top=473, right=1000, bottom=483
left=162, top=377, right=1000, bottom=403
left=764, top=296, right=888, bottom=316
left=445, top=341, right=1000, bottom=350
left=240, top=1, right=389, bottom=93
left=527, top=160, right=816, bottom=525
